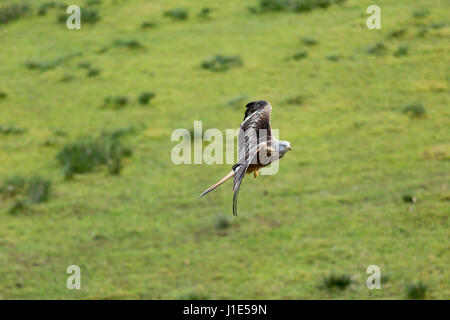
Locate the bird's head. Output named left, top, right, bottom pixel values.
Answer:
left=278, top=140, right=291, bottom=157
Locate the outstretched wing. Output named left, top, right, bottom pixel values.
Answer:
left=232, top=100, right=272, bottom=216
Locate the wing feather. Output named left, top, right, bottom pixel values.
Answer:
left=231, top=100, right=272, bottom=216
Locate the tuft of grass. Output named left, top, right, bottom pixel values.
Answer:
left=138, top=92, right=156, bottom=105
left=0, top=3, right=30, bottom=25
left=402, top=103, right=426, bottom=118
left=60, top=74, right=75, bottom=82
left=178, top=290, right=209, bottom=300
left=251, top=0, right=345, bottom=14
left=366, top=42, right=388, bottom=56
left=412, top=9, right=430, bottom=19
left=394, top=45, right=409, bottom=57
left=198, top=7, right=212, bottom=19
left=201, top=55, right=243, bottom=72
left=321, top=274, right=352, bottom=290
left=1, top=176, right=51, bottom=205
left=326, top=54, right=340, bottom=62
left=27, top=177, right=52, bottom=204
left=103, top=96, right=129, bottom=109
left=113, top=39, right=144, bottom=49
left=26, top=60, right=58, bottom=71
left=428, top=22, right=445, bottom=29
left=292, top=51, right=308, bottom=60
left=388, top=29, right=407, bottom=39
left=0, top=91, right=7, bottom=100
left=141, top=21, right=157, bottom=28
left=214, top=215, right=232, bottom=230
left=78, top=61, right=91, bottom=69
left=406, top=281, right=427, bottom=299
left=163, top=8, right=188, bottom=21
left=38, top=2, right=57, bottom=16
left=26, top=52, right=82, bottom=72
left=402, top=194, right=417, bottom=203
left=416, top=27, right=429, bottom=38
left=87, top=68, right=101, bottom=77
left=0, top=124, right=26, bottom=135
left=0, top=176, right=27, bottom=198
left=56, top=131, right=132, bottom=178
left=301, top=37, right=318, bottom=46
left=86, top=0, right=102, bottom=6
left=8, top=199, right=28, bottom=215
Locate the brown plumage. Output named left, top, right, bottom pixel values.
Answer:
left=199, top=100, right=290, bottom=216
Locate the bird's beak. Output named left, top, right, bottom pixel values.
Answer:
left=287, top=146, right=291, bottom=151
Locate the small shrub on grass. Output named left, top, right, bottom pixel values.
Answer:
left=201, top=55, right=243, bottom=72
left=0, top=91, right=7, bottom=100
left=96, top=46, right=110, bottom=54
left=138, top=92, right=156, bottom=105
left=163, top=8, right=188, bottom=21
left=0, top=124, right=26, bottom=135
left=301, top=37, right=318, bottom=46
left=321, top=274, right=351, bottom=290
left=402, top=194, right=417, bottom=203
left=60, top=74, right=75, bottom=82
left=417, top=27, right=429, bottom=38
left=56, top=132, right=132, bottom=178
left=25, top=60, right=58, bottom=71
left=57, top=138, right=102, bottom=178
left=178, top=290, right=209, bottom=300
left=412, top=9, right=430, bottom=19
left=326, top=54, right=340, bottom=62
left=388, top=29, right=407, bottom=39
left=103, top=125, right=138, bottom=141
left=366, top=42, right=388, bottom=56
left=141, top=21, right=157, bottom=28
left=0, top=176, right=27, bottom=198
left=250, top=0, right=345, bottom=14
left=103, top=96, right=129, bottom=109
left=198, top=7, right=212, bottom=19
left=87, top=68, right=101, bottom=77
left=113, top=39, right=144, bottom=49
left=78, top=61, right=91, bottom=69
left=402, top=103, right=426, bottom=118
left=215, top=215, right=232, bottom=230
left=406, top=281, right=427, bottom=299
left=394, top=45, right=409, bottom=57
left=429, top=22, right=445, bottom=29
left=0, top=3, right=30, bottom=25
left=27, top=177, right=52, bottom=204
left=8, top=199, right=28, bottom=215
left=26, top=52, right=82, bottom=72
left=255, top=0, right=288, bottom=12
left=292, top=51, right=308, bottom=60
left=86, top=0, right=102, bottom=5
left=38, top=2, right=56, bottom=16
left=1, top=176, right=52, bottom=206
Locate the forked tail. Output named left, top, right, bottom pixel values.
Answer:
left=198, top=170, right=235, bottom=198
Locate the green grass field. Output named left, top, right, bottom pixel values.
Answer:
left=0, top=0, right=449, bottom=299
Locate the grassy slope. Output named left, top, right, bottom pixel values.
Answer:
left=0, top=0, right=449, bottom=299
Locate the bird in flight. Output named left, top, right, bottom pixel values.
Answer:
left=199, top=100, right=291, bottom=216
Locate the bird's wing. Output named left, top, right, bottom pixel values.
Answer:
left=232, top=101, right=272, bottom=216
left=232, top=142, right=269, bottom=216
